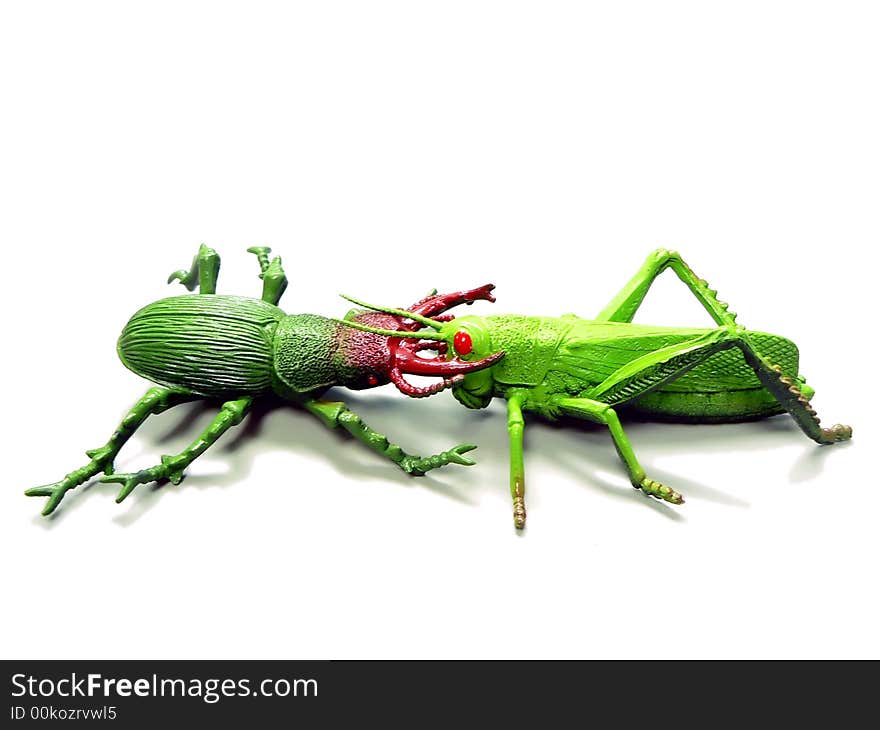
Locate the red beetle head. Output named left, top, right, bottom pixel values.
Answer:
left=332, top=287, right=504, bottom=398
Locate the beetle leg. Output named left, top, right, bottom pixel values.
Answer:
left=302, top=398, right=477, bottom=476
left=596, top=248, right=738, bottom=327
left=554, top=397, right=684, bottom=504
left=247, top=247, right=289, bottom=305
left=25, top=387, right=198, bottom=516
left=507, top=391, right=528, bottom=529
left=167, top=243, right=221, bottom=294
left=101, top=396, right=253, bottom=503
left=587, top=327, right=852, bottom=446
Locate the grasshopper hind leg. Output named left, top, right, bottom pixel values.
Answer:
left=597, top=248, right=739, bottom=326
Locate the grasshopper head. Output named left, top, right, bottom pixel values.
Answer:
left=333, top=293, right=504, bottom=398
left=436, top=315, right=497, bottom=409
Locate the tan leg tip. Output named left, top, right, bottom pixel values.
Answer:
left=513, top=502, right=527, bottom=529
left=821, top=424, right=853, bottom=443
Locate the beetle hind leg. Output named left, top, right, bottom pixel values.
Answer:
left=101, top=396, right=253, bottom=502
left=25, top=387, right=198, bottom=515
left=168, top=243, right=221, bottom=294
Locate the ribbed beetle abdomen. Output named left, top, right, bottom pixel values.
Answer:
left=117, top=295, right=284, bottom=397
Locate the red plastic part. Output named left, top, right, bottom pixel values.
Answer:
left=389, top=369, right=462, bottom=398
left=393, top=348, right=503, bottom=377
left=403, top=284, right=496, bottom=330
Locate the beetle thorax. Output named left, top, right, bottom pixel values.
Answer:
left=272, top=314, right=340, bottom=394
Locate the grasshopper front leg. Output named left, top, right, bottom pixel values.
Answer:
left=507, top=391, right=528, bottom=529
left=302, top=399, right=477, bottom=475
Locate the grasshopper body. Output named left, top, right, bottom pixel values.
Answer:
left=453, top=315, right=805, bottom=422
left=341, top=248, right=851, bottom=528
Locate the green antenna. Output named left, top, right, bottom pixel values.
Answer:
left=330, top=317, right=447, bottom=341
left=339, top=294, right=444, bottom=331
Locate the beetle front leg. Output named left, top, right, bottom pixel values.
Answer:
left=302, top=399, right=477, bottom=475
left=596, top=248, right=738, bottom=326
left=25, top=387, right=198, bottom=515
left=101, top=396, right=253, bottom=502
left=554, top=397, right=685, bottom=505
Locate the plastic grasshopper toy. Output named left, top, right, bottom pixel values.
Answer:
left=27, top=246, right=851, bottom=528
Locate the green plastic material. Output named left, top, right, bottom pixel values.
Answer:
left=25, top=244, right=478, bottom=516
left=26, top=247, right=851, bottom=529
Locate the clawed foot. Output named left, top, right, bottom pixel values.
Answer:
left=25, top=448, right=115, bottom=516
left=400, top=444, right=477, bottom=476
left=820, top=423, right=853, bottom=444
left=25, top=480, right=76, bottom=516
left=636, top=477, right=684, bottom=505
left=101, top=456, right=186, bottom=502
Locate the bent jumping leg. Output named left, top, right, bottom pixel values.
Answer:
left=25, top=387, right=198, bottom=515
left=596, top=248, right=738, bottom=326
left=587, top=327, right=852, bottom=445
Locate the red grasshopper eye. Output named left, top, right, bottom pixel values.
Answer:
left=453, top=330, right=473, bottom=356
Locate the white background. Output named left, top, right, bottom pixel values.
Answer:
left=1, top=1, right=877, bottom=659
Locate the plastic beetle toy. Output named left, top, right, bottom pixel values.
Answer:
left=27, top=246, right=851, bottom=528
left=25, top=245, right=503, bottom=516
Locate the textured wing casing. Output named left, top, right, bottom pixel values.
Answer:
left=117, top=295, right=284, bottom=397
